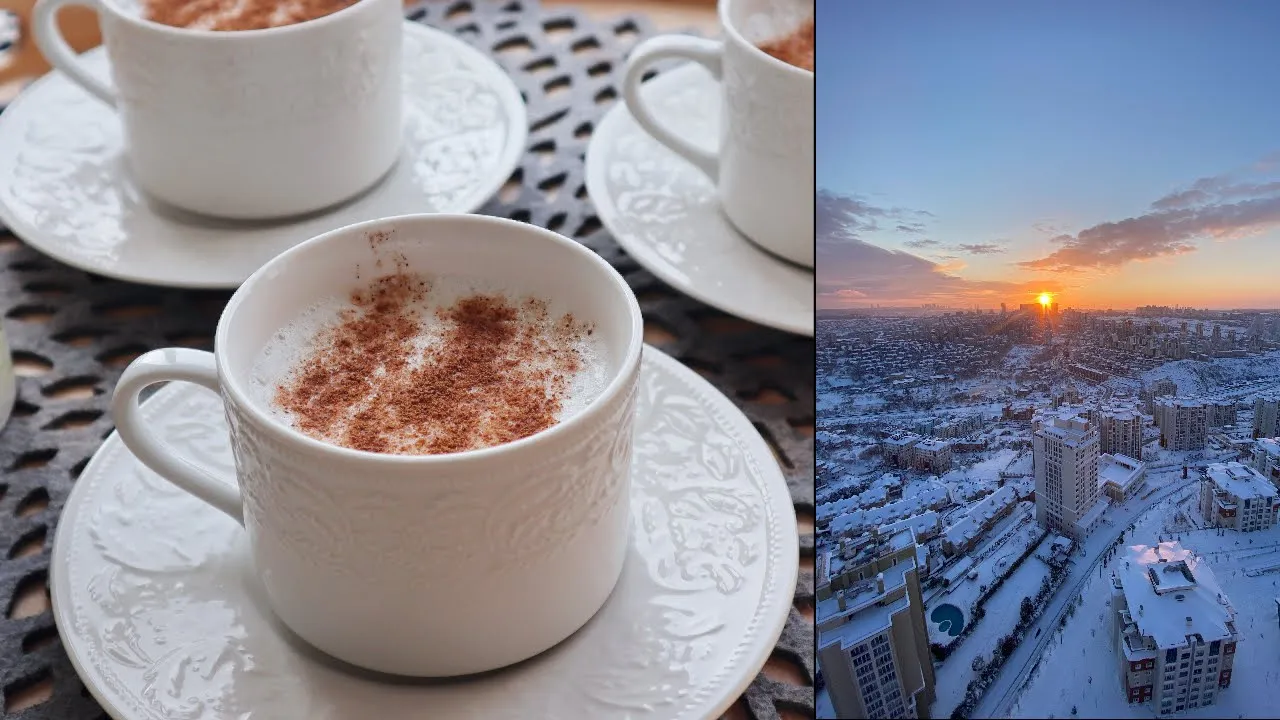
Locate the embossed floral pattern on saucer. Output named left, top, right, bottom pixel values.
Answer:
left=50, top=346, right=797, bottom=720
left=585, top=63, right=814, bottom=337
left=0, top=22, right=525, bottom=289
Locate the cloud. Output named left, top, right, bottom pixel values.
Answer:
left=957, top=243, right=1006, bottom=255
left=815, top=191, right=876, bottom=246
left=1021, top=155, right=1280, bottom=272
left=817, top=191, right=1052, bottom=307
left=819, top=232, right=1057, bottom=309
left=904, top=238, right=941, bottom=249
left=816, top=190, right=933, bottom=246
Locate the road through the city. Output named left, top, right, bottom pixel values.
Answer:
left=972, top=472, right=1202, bottom=719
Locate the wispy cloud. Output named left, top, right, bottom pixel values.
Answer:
left=828, top=192, right=1009, bottom=256
left=1021, top=154, right=1280, bottom=272
left=904, top=238, right=941, bottom=249
left=957, top=243, right=1006, bottom=255
left=817, top=191, right=1057, bottom=308
left=816, top=190, right=933, bottom=245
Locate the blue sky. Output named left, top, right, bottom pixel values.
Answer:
left=818, top=0, right=1280, bottom=310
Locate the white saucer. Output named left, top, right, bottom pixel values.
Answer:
left=51, top=346, right=798, bottom=720
left=0, top=22, right=526, bottom=289
left=585, top=63, right=814, bottom=337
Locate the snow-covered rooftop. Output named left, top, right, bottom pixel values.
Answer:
left=943, top=485, right=1016, bottom=546
left=916, top=438, right=952, bottom=452
left=1098, top=405, right=1142, bottom=421
left=1115, top=542, right=1236, bottom=650
left=1155, top=397, right=1205, bottom=409
left=817, top=549, right=831, bottom=588
left=827, top=483, right=951, bottom=536
left=1205, top=461, right=1277, bottom=501
left=818, top=554, right=918, bottom=649
left=1256, top=437, right=1280, bottom=458
left=1099, top=453, right=1145, bottom=493
left=877, top=511, right=939, bottom=539
left=1037, top=414, right=1094, bottom=447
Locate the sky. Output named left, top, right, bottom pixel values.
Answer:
left=818, top=0, right=1280, bottom=311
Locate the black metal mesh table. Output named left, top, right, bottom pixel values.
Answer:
left=0, top=2, right=814, bottom=717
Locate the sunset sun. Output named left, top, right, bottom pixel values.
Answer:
left=1038, top=292, right=1052, bottom=307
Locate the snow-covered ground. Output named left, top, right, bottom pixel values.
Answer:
left=1008, top=487, right=1280, bottom=719
left=1142, top=350, right=1280, bottom=397
left=964, top=449, right=1022, bottom=481
left=931, top=536, right=1051, bottom=717
left=927, top=507, right=1041, bottom=639
left=1004, top=345, right=1043, bottom=370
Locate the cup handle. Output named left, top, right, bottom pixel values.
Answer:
left=621, top=35, right=723, bottom=182
left=111, top=348, right=244, bottom=525
left=31, top=0, right=116, bottom=106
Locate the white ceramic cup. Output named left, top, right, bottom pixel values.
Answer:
left=109, top=214, right=644, bottom=677
left=621, top=0, right=814, bottom=268
left=33, top=0, right=403, bottom=219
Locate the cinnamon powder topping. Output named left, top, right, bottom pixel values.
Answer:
left=273, top=271, right=593, bottom=456
left=142, top=0, right=358, bottom=31
left=758, top=17, right=814, bottom=72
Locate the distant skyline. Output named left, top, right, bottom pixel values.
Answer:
left=818, top=0, right=1280, bottom=311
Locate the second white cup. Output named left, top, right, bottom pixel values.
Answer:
left=622, top=0, right=814, bottom=268
left=33, top=0, right=404, bottom=219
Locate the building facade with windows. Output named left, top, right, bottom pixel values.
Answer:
left=817, top=532, right=936, bottom=719
left=1255, top=395, right=1280, bottom=439
left=1098, top=406, right=1145, bottom=461
left=1253, top=438, right=1280, bottom=486
left=1155, top=398, right=1208, bottom=452
left=912, top=439, right=953, bottom=473
left=1034, top=413, right=1103, bottom=539
left=882, top=435, right=919, bottom=468
left=1142, top=378, right=1179, bottom=414
left=1198, top=462, right=1280, bottom=532
left=1204, top=398, right=1237, bottom=429
left=1111, top=542, right=1238, bottom=716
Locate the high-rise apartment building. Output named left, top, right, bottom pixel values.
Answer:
left=1111, top=542, right=1238, bottom=716
left=1254, top=395, right=1280, bottom=439
left=1098, top=406, right=1144, bottom=460
left=1199, top=462, right=1280, bottom=532
left=818, top=531, right=936, bottom=719
left=1155, top=399, right=1208, bottom=452
left=1142, top=379, right=1179, bottom=414
left=1034, top=414, right=1104, bottom=539
left=1253, top=438, right=1280, bottom=485
left=1203, top=399, right=1237, bottom=429
left=881, top=436, right=919, bottom=468
left=912, top=439, right=953, bottom=473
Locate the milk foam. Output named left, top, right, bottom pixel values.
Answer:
left=248, top=274, right=612, bottom=441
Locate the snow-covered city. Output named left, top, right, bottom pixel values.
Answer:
left=815, top=306, right=1280, bottom=719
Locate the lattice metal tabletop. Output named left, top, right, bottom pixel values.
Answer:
left=0, top=2, right=815, bottom=718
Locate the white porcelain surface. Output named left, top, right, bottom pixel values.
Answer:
left=587, top=61, right=814, bottom=337
left=620, top=0, right=814, bottom=267
left=33, top=0, right=404, bottom=219
left=108, top=213, right=645, bottom=677
left=53, top=346, right=798, bottom=719
left=0, top=22, right=526, bottom=288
